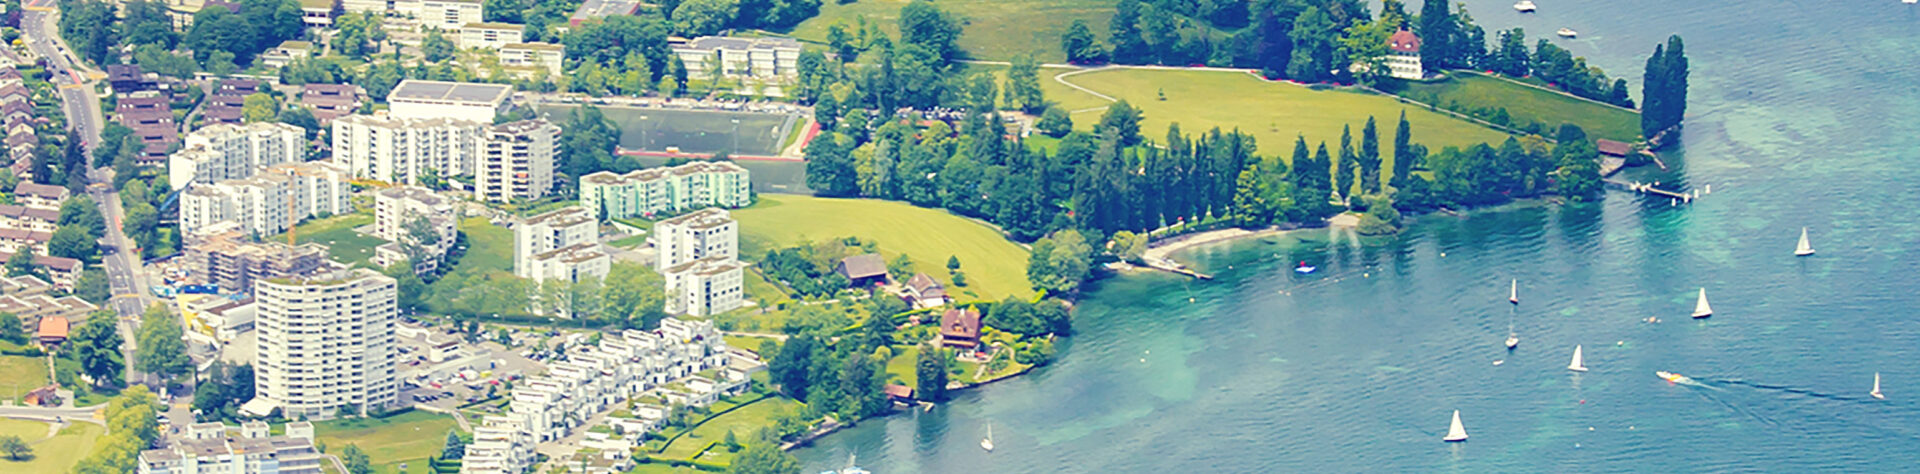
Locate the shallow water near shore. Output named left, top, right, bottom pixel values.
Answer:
left=794, top=1, right=1920, bottom=471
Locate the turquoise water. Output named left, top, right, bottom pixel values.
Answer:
left=795, top=1, right=1920, bottom=471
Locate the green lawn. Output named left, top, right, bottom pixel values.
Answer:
left=446, top=216, right=514, bottom=277
left=884, top=345, right=922, bottom=388
left=315, top=411, right=463, bottom=474
left=721, top=335, right=780, bottom=356
left=0, top=419, right=103, bottom=473
left=1052, top=68, right=1514, bottom=172
left=656, top=397, right=802, bottom=463
left=0, top=355, right=49, bottom=404
left=732, top=195, right=1033, bottom=301
left=283, top=212, right=384, bottom=267
left=740, top=269, right=791, bottom=309
left=786, top=0, right=1118, bottom=63
left=1390, top=71, right=1642, bottom=142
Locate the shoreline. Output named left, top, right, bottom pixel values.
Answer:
left=1143, top=226, right=1302, bottom=267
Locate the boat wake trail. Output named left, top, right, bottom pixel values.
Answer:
left=1714, top=379, right=1863, bottom=402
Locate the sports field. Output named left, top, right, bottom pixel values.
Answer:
left=537, top=104, right=800, bottom=156
left=1390, top=71, right=1643, bottom=142
left=1048, top=68, right=1515, bottom=168
left=731, top=195, right=1033, bottom=301
left=787, top=0, right=1118, bottom=63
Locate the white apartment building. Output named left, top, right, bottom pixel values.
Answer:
left=578, top=161, right=751, bottom=220
left=371, top=186, right=458, bottom=273
left=651, top=208, right=736, bottom=272
left=331, top=114, right=486, bottom=185
left=136, top=422, right=324, bottom=474
left=178, top=161, right=352, bottom=237
left=663, top=255, right=743, bottom=316
left=499, top=42, right=565, bottom=76
left=387, top=80, right=512, bottom=120
left=459, top=22, right=523, bottom=50
left=477, top=119, right=559, bottom=203
left=244, top=268, right=399, bottom=420
left=513, top=207, right=598, bottom=280
left=522, top=242, right=611, bottom=286
left=461, top=416, right=535, bottom=474
left=420, top=0, right=484, bottom=30
left=1386, top=28, right=1424, bottom=81
left=168, top=122, right=306, bottom=191
left=670, top=36, right=802, bottom=81
left=482, top=319, right=744, bottom=473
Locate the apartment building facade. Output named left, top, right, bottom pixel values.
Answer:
left=476, top=119, right=559, bottom=203
left=247, top=268, right=399, bottom=419
left=578, top=161, right=751, bottom=220
left=168, top=122, right=306, bottom=191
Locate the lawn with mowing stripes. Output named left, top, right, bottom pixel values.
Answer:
left=732, top=195, right=1033, bottom=301
left=0, top=419, right=102, bottom=473
left=314, top=410, right=463, bottom=474
left=0, top=354, right=49, bottom=404
left=786, top=0, right=1119, bottom=63
left=1390, top=71, right=1642, bottom=142
left=1054, top=68, right=1515, bottom=172
left=282, top=212, right=383, bottom=267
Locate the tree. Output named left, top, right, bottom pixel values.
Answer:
left=441, top=429, right=466, bottom=460
left=805, top=133, right=858, bottom=196
left=899, top=0, right=962, bottom=64
left=1337, top=16, right=1399, bottom=86
left=1334, top=125, right=1356, bottom=202
left=421, top=29, right=456, bottom=62
left=136, top=303, right=191, bottom=383
left=4, top=248, right=37, bottom=278
left=50, top=224, right=99, bottom=262
left=1030, top=229, right=1092, bottom=294
left=331, top=11, right=387, bottom=60
left=915, top=346, right=949, bottom=401
left=279, top=107, right=321, bottom=140
left=75, top=268, right=111, bottom=304
left=1061, top=19, right=1106, bottom=64
left=946, top=255, right=961, bottom=272
left=0, top=434, right=29, bottom=460
left=1109, top=0, right=1149, bottom=64
left=1107, top=230, right=1146, bottom=263
left=1390, top=111, right=1413, bottom=188
left=1641, top=35, right=1689, bottom=142
left=61, top=195, right=107, bottom=238
left=71, top=312, right=125, bottom=387
left=1416, top=0, right=1454, bottom=71
left=1285, top=6, right=1336, bottom=82
left=1004, top=55, right=1045, bottom=113
left=0, top=312, right=21, bottom=344
left=57, top=0, right=118, bottom=66
left=1098, top=100, right=1143, bottom=146
left=672, top=0, right=739, bottom=37
left=1358, top=116, right=1381, bottom=194
left=768, top=336, right=818, bottom=398
left=728, top=443, right=801, bottom=474
left=1037, top=107, right=1074, bottom=138
left=341, top=444, right=373, bottom=474
left=242, top=92, right=279, bottom=123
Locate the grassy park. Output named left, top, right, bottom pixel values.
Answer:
left=314, top=410, right=464, bottom=473
left=1390, top=71, right=1642, bottom=142
left=655, top=397, right=803, bottom=464
left=1046, top=68, right=1514, bottom=165
left=732, top=195, right=1034, bottom=301
left=0, top=354, right=49, bottom=404
left=284, top=212, right=383, bottom=267
left=0, top=419, right=104, bottom=473
left=787, top=0, right=1117, bottom=63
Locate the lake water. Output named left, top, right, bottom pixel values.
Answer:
left=795, top=0, right=1920, bottom=471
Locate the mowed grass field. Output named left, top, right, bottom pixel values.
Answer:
left=657, top=397, right=802, bottom=463
left=1051, top=68, right=1514, bottom=169
left=787, top=0, right=1118, bottom=63
left=0, top=354, right=49, bottom=404
left=315, top=410, right=463, bottom=473
left=1393, top=71, right=1642, bottom=142
left=732, top=195, right=1033, bottom=301
left=285, top=212, right=383, bottom=267
left=0, top=419, right=104, bottom=473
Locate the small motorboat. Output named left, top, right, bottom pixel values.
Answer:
left=1443, top=410, right=1469, bottom=442
left=1294, top=262, right=1316, bottom=274
left=1504, top=333, right=1519, bottom=350
left=1657, top=371, right=1690, bottom=383
left=1557, top=28, right=1578, bottom=38
left=1514, top=0, right=1537, bottom=12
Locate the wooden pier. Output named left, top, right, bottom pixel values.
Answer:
left=1603, top=178, right=1703, bottom=203
left=1140, top=257, right=1214, bottom=280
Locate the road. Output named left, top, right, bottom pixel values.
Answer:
left=0, top=404, right=107, bottom=425
left=22, top=1, right=157, bottom=388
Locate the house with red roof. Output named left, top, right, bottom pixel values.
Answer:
left=939, top=307, right=982, bottom=350
left=1386, top=28, right=1424, bottom=80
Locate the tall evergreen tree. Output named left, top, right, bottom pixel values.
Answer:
left=1359, top=116, right=1381, bottom=194
left=1335, top=125, right=1356, bottom=202
left=1110, top=0, right=1150, bottom=64
left=1640, top=43, right=1667, bottom=139
left=1391, top=111, right=1413, bottom=189
left=1416, top=0, right=1453, bottom=71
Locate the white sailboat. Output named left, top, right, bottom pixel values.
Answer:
left=1872, top=373, right=1886, bottom=400
left=1505, top=307, right=1520, bottom=349
left=980, top=423, right=995, bottom=452
left=1795, top=227, right=1815, bottom=256
left=1509, top=279, right=1520, bottom=305
left=1567, top=345, right=1588, bottom=372
left=1692, top=288, right=1714, bottom=319
left=1443, top=410, right=1469, bottom=442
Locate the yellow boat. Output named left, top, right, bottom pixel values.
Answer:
left=1657, top=371, right=1690, bottom=383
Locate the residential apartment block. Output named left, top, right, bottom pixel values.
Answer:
left=245, top=268, right=399, bottom=419
left=473, top=318, right=747, bottom=473
left=12, top=182, right=67, bottom=211
left=670, top=36, right=802, bottom=81
left=499, top=42, right=565, bottom=76
left=182, top=228, right=332, bottom=296
left=652, top=209, right=743, bottom=316
left=331, top=114, right=486, bottom=184
left=521, top=242, right=611, bottom=286
left=652, top=208, right=737, bottom=272
left=386, top=80, right=512, bottom=121
left=371, top=186, right=459, bottom=274
left=476, top=119, right=559, bottom=203
left=459, top=22, right=523, bottom=49
left=168, top=122, right=306, bottom=191
left=578, top=161, right=751, bottom=220
left=178, top=161, right=352, bottom=237
left=420, top=0, right=484, bottom=30
left=136, top=421, right=324, bottom=474
left=512, top=207, right=600, bottom=280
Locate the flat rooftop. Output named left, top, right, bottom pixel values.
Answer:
left=387, top=80, right=513, bottom=105
left=570, top=0, right=643, bottom=21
